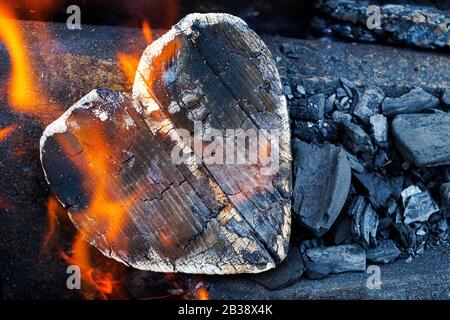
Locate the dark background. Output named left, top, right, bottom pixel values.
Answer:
left=2, top=0, right=449, bottom=38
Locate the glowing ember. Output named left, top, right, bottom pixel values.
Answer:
left=0, top=124, right=16, bottom=142
left=0, top=4, right=44, bottom=114
left=0, top=196, right=14, bottom=210
left=196, top=286, right=209, bottom=300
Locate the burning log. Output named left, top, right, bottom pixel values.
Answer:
left=40, top=13, right=291, bottom=274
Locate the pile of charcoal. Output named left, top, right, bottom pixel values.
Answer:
left=284, top=79, right=450, bottom=279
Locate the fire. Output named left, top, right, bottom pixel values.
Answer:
left=41, top=195, right=61, bottom=250
left=57, top=123, right=142, bottom=299
left=117, top=53, right=140, bottom=86
left=72, top=127, right=139, bottom=242
left=196, top=286, right=209, bottom=300
left=0, top=3, right=44, bottom=114
left=61, top=233, right=122, bottom=300
left=117, top=20, right=154, bottom=87
left=142, top=20, right=153, bottom=44
left=0, top=124, right=16, bottom=142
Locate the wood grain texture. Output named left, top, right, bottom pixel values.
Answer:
left=40, top=14, right=291, bottom=274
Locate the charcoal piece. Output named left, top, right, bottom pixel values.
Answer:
left=336, top=97, right=350, bottom=112
left=336, top=87, right=347, bottom=98
left=42, top=13, right=292, bottom=274
left=401, top=185, right=422, bottom=207
left=317, top=1, right=450, bottom=50
left=392, top=223, right=416, bottom=249
left=348, top=196, right=379, bottom=248
left=402, top=189, right=439, bottom=224
left=437, top=219, right=448, bottom=233
left=339, top=120, right=374, bottom=157
left=332, top=110, right=352, bottom=124
left=301, top=244, right=366, bottom=279
left=390, top=176, right=405, bottom=199
left=283, top=85, right=293, bottom=99
left=382, top=87, right=439, bottom=117
left=291, top=93, right=325, bottom=121
left=392, top=113, right=450, bottom=167
left=325, top=94, right=336, bottom=114
left=251, top=245, right=305, bottom=290
left=296, top=85, right=306, bottom=96
left=341, top=78, right=356, bottom=95
left=321, top=120, right=339, bottom=142
left=292, top=140, right=351, bottom=236
left=442, top=89, right=450, bottom=108
left=366, top=240, right=401, bottom=264
left=354, top=172, right=397, bottom=208
left=351, top=86, right=385, bottom=123
left=369, top=114, right=388, bottom=147
left=329, top=215, right=354, bottom=245
left=373, top=149, right=390, bottom=169
left=386, top=199, right=397, bottom=216
left=293, top=121, right=322, bottom=143
left=341, top=149, right=365, bottom=173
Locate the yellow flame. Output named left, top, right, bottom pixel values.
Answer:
left=0, top=4, right=43, bottom=114
left=117, top=53, right=140, bottom=87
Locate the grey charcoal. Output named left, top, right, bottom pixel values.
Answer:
left=369, top=114, right=388, bottom=147
left=392, top=113, right=450, bottom=167
left=291, top=93, right=325, bottom=121
left=301, top=244, right=366, bottom=279
left=382, top=87, right=439, bottom=116
left=367, top=240, right=401, bottom=264
left=251, top=245, right=305, bottom=290
left=325, top=94, right=336, bottom=113
left=340, top=120, right=374, bottom=157
left=354, top=172, right=400, bottom=208
left=402, top=186, right=439, bottom=224
left=348, top=196, right=379, bottom=248
left=292, top=140, right=351, bottom=236
left=352, top=86, right=385, bottom=123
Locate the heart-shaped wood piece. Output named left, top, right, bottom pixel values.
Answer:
left=40, top=13, right=291, bottom=274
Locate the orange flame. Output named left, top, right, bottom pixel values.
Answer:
left=0, top=4, right=44, bottom=114
left=61, top=233, right=122, bottom=300
left=142, top=20, right=153, bottom=44
left=196, top=286, right=209, bottom=300
left=72, top=127, right=139, bottom=242
left=117, top=53, right=140, bottom=87
left=41, top=195, right=62, bottom=250
left=57, top=123, right=142, bottom=299
left=117, top=20, right=154, bottom=87
left=0, top=124, right=16, bottom=142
